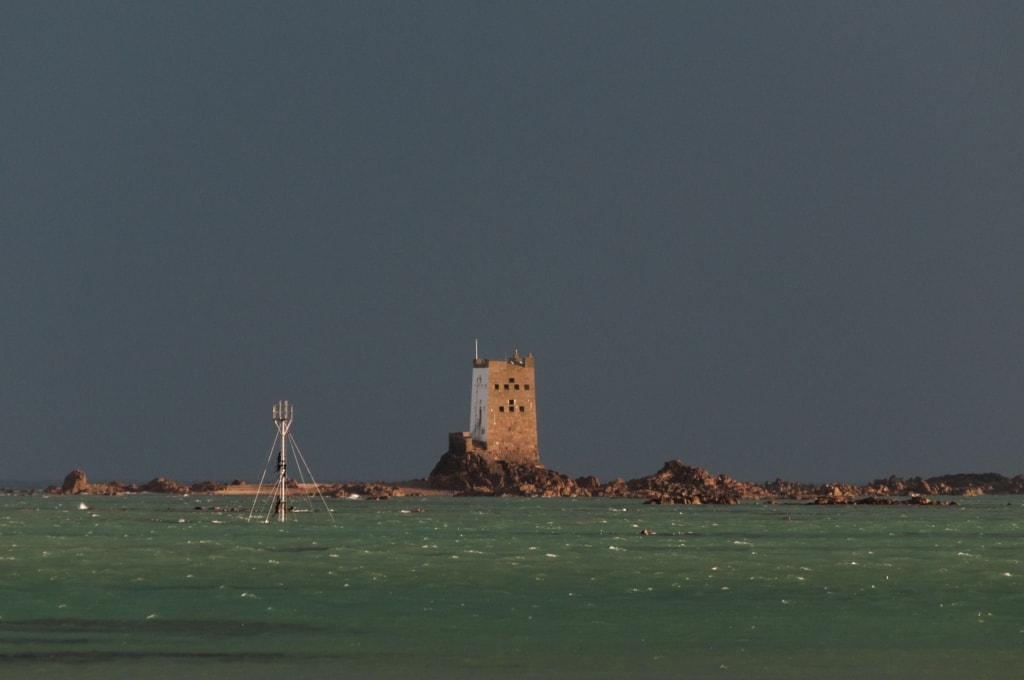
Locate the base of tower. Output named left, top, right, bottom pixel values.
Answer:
left=428, top=449, right=587, bottom=497
left=447, top=431, right=541, bottom=467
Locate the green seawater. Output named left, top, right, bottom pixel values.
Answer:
left=1, top=494, right=1023, bottom=678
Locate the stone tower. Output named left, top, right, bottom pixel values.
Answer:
left=460, top=348, right=540, bottom=466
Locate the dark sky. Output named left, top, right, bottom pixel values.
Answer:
left=3, top=2, right=1023, bottom=486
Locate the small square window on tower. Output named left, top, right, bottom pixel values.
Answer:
left=499, top=406, right=505, bottom=412
left=508, top=399, right=515, bottom=406
left=519, top=406, right=525, bottom=412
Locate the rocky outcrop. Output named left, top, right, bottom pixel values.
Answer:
left=626, top=460, right=766, bottom=504
left=49, top=470, right=191, bottom=495
left=325, top=482, right=398, bottom=500
left=427, top=456, right=769, bottom=503
left=44, top=464, right=1024, bottom=502
left=425, top=454, right=986, bottom=504
left=189, top=480, right=227, bottom=493
left=865, top=472, right=1024, bottom=497
left=140, top=477, right=190, bottom=494
left=46, top=474, right=138, bottom=495
left=428, top=451, right=583, bottom=497
left=96, top=481, right=139, bottom=495
left=61, top=469, right=89, bottom=494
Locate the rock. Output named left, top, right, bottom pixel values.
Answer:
left=427, top=455, right=771, bottom=502
left=140, top=477, right=190, bottom=494
left=61, top=469, right=89, bottom=494
left=331, top=482, right=396, bottom=500
left=190, top=480, right=227, bottom=493
left=868, top=472, right=1021, bottom=497
left=98, top=481, right=139, bottom=495
left=428, top=451, right=583, bottom=497
left=626, top=460, right=763, bottom=504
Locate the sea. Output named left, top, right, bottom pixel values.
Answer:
left=1, top=492, right=1022, bottom=679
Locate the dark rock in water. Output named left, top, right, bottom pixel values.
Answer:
left=190, top=480, right=227, bottom=493
left=427, top=455, right=765, bottom=502
left=810, top=494, right=957, bottom=506
left=428, top=451, right=582, bottom=497
left=627, top=460, right=762, bottom=504
left=140, top=477, right=190, bottom=494
left=644, top=495, right=694, bottom=505
left=62, top=469, right=89, bottom=495
left=104, top=481, right=140, bottom=495
left=329, top=482, right=396, bottom=500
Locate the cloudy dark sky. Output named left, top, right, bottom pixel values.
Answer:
left=3, top=2, right=1023, bottom=486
